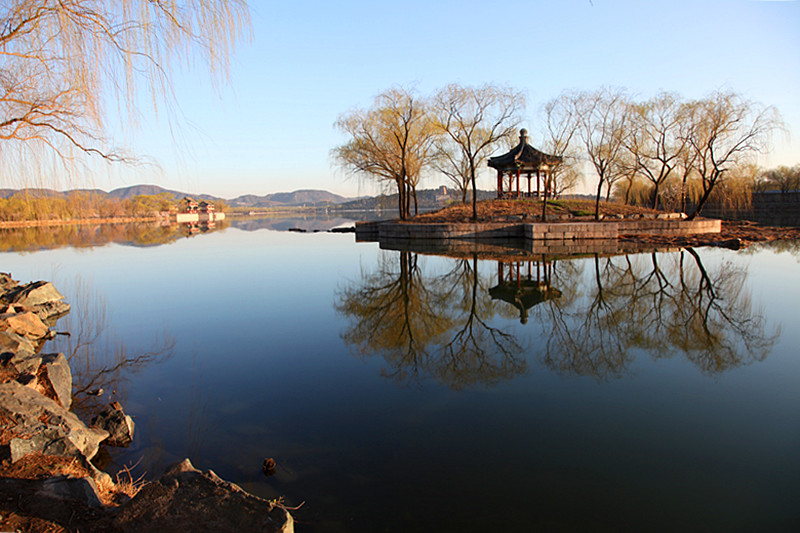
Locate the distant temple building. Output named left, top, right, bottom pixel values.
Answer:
left=175, top=197, right=225, bottom=223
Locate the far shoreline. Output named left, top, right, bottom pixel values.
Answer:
left=0, top=216, right=159, bottom=229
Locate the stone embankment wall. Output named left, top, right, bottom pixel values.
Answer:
left=692, top=191, right=800, bottom=227
left=356, top=217, right=721, bottom=242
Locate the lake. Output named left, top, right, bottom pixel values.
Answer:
left=1, top=218, right=798, bottom=532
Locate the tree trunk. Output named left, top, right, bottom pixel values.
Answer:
left=624, top=179, right=633, bottom=205
left=594, top=178, right=603, bottom=220
left=470, top=166, right=478, bottom=221
left=396, top=178, right=405, bottom=220
left=650, top=182, right=660, bottom=209
left=404, top=181, right=411, bottom=219
left=688, top=184, right=714, bottom=220
left=680, top=175, right=688, bottom=214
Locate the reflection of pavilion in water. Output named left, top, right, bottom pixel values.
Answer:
left=489, top=259, right=562, bottom=324
left=182, top=220, right=216, bottom=235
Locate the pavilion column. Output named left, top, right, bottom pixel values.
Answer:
left=497, top=169, right=503, bottom=198
left=527, top=173, right=532, bottom=197
left=516, top=169, right=520, bottom=197
left=536, top=169, right=540, bottom=197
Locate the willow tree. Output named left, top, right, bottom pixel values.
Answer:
left=431, top=83, right=525, bottom=221
left=541, top=92, right=582, bottom=198
left=571, top=87, right=631, bottom=219
left=624, top=91, right=688, bottom=209
left=0, top=0, right=250, bottom=182
left=681, top=91, right=783, bottom=219
left=333, top=86, right=434, bottom=220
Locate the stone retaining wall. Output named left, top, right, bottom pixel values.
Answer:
left=356, top=218, right=721, bottom=242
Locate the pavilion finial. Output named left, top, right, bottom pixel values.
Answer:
left=519, top=128, right=528, bottom=144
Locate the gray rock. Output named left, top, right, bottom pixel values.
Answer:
left=4, top=348, right=40, bottom=375
left=3, top=311, right=50, bottom=339
left=35, top=300, right=71, bottom=323
left=114, top=458, right=295, bottom=533
left=0, top=381, right=108, bottom=462
left=9, top=429, right=84, bottom=464
left=92, top=402, right=135, bottom=447
left=40, top=353, right=72, bottom=410
left=39, top=475, right=104, bottom=508
left=0, top=272, right=18, bottom=293
left=0, top=330, right=36, bottom=355
left=3, top=352, right=72, bottom=409
left=10, top=281, right=65, bottom=307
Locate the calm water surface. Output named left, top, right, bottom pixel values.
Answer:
left=1, top=220, right=798, bottom=532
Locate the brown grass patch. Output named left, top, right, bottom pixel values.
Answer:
left=409, top=198, right=661, bottom=223
left=0, top=452, right=146, bottom=505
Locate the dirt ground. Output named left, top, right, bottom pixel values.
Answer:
left=409, top=199, right=800, bottom=248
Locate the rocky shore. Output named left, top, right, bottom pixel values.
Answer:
left=0, top=274, right=293, bottom=532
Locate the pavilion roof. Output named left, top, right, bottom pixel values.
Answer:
left=488, top=129, right=562, bottom=171
left=488, top=281, right=562, bottom=324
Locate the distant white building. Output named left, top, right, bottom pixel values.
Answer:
left=175, top=197, right=225, bottom=223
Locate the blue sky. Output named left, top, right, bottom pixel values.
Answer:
left=106, top=0, right=800, bottom=199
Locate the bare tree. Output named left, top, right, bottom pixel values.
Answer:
left=0, top=0, right=251, bottom=180
left=681, top=90, right=782, bottom=219
left=761, top=164, right=800, bottom=193
left=541, top=92, right=583, bottom=198
left=624, top=91, right=688, bottom=209
left=333, top=86, right=434, bottom=220
left=571, top=87, right=631, bottom=219
left=431, top=83, right=525, bottom=220
left=430, top=141, right=472, bottom=204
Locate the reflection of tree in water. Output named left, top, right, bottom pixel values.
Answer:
left=537, top=249, right=778, bottom=379
left=435, top=255, right=525, bottom=389
left=745, top=239, right=800, bottom=263
left=669, top=248, right=776, bottom=374
left=335, top=251, right=452, bottom=384
left=337, top=245, right=777, bottom=386
left=0, top=219, right=229, bottom=252
left=47, top=276, right=174, bottom=416
left=44, top=276, right=177, bottom=475
left=335, top=251, right=526, bottom=389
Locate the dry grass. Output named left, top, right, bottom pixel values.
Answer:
left=409, top=198, right=662, bottom=223
left=0, top=452, right=147, bottom=505
left=110, top=461, right=148, bottom=502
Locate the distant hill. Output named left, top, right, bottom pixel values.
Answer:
left=0, top=185, right=355, bottom=208
left=107, top=185, right=220, bottom=202
left=0, top=188, right=107, bottom=199
left=228, top=189, right=349, bottom=208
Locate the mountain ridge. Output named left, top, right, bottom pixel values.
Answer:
left=0, top=185, right=354, bottom=208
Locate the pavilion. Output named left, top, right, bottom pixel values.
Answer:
left=488, top=129, right=562, bottom=199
